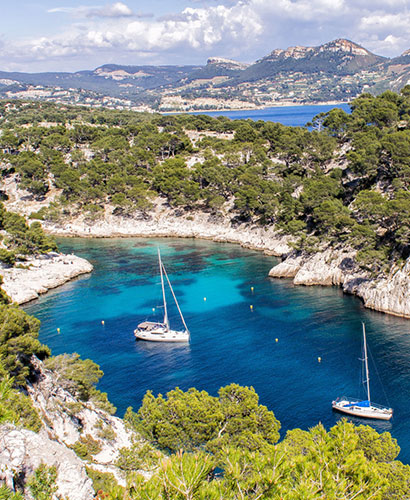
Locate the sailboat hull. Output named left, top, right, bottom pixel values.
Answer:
left=332, top=399, right=393, bottom=421
left=134, top=322, right=190, bottom=342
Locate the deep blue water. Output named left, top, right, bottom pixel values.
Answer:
left=192, top=103, right=351, bottom=127
left=23, top=238, right=410, bottom=463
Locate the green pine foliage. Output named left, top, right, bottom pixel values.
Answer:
left=27, top=464, right=57, bottom=500
left=71, top=434, right=102, bottom=460
left=126, top=383, right=280, bottom=454
left=44, top=353, right=116, bottom=414
left=0, top=304, right=49, bottom=385
left=120, top=419, right=409, bottom=500
left=0, top=485, right=23, bottom=500
left=0, top=203, right=58, bottom=259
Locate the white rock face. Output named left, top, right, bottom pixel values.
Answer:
left=344, top=260, right=410, bottom=318
left=42, top=206, right=292, bottom=257
left=0, top=252, right=93, bottom=304
left=0, top=424, right=94, bottom=500
left=269, top=248, right=410, bottom=319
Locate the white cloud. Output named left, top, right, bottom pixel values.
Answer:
left=4, top=0, right=410, bottom=71
left=14, top=2, right=263, bottom=64
left=359, top=12, right=410, bottom=32
left=48, top=2, right=134, bottom=18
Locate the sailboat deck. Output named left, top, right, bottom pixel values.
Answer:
left=332, top=397, right=393, bottom=420
left=138, top=321, right=165, bottom=330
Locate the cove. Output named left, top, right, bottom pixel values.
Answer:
left=23, top=237, right=410, bottom=462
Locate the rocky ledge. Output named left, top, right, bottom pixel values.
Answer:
left=0, top=252, right=93, bottom=304
left=0, top=424, right=94, bottom=500
left=269, top=249, right=410, bottom=319
left=42, top=205, right=292, bottom=256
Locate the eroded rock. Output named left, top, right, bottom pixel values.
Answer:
left=0, top=424, right=94, bottom=500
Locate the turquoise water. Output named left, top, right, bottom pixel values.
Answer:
left=194, top=103, right=351, bottom=127
left=23, top=238, right=410, bottom=462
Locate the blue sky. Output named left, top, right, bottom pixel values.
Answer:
left=1, top=1, right=410, bottom=72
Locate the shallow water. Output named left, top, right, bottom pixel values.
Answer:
left=24, top=238, right=410, bottom=462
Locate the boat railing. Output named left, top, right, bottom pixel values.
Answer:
left=369, top=401, right=392, bottom=411
left=336, top=396, right=391, bottom=411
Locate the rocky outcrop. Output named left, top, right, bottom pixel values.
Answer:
left=0, top=252, right=93, bottom=304
left=344, top=260, right=410, bottom=318
left=0, top=424, right=94, bottom=500
left=0, top=357, right=154, bottom=496
left=269, top=248, right=410, bottom=319
left=26, top=357, right=136, bottom=486
left=42, top=205, right=292, bottom=257
left=269, top=249, right=358, bottom=285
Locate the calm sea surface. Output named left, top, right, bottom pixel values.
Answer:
left=24, top=238, right=410, bottom=462
left=194, top=103, right=351, bottom=126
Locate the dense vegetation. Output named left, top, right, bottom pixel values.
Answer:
left=1, top=89, right=410, bottom=274
left=0, top=203, right=57, bottom=266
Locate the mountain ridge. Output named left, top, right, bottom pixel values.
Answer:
left=1, top=38, right=409, bottom=111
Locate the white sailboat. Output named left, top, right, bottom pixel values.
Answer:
left=134, top=249, right=190, bottom=343
left=332, top=323, right=393, bottom=421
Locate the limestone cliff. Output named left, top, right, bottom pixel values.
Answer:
left=0, top=424, right=94, bottom=500
left=269, top=248, right=410, bottom=319
left=41, top=204, right=292, bottom=257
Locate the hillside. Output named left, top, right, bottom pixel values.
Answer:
left=239, top=39, right=386, bottom=81
left=1, top=39, right=410, bottom=111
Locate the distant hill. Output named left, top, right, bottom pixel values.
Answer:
left=92, top=64, right=201, bottom=89
left=0, top=39, right=409, bottom=111
left=184, top=58, right=249, bottom=81
left=239, top=39, right=386, bottom=82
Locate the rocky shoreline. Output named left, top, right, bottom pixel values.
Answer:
left=42, top=208, right=293, bottom=256
left=269, top=249, right=410, bottom=319
left=2, top=190, right=408, bottom=318
left=1, top=252, right=93, bottom=305
left=39, top=206, right=410, bottom=320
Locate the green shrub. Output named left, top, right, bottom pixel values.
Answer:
left=0, top=485, right=23, bottom=500
left=85, top=467, right=118, bottom=494
left=115, top=442, right=159, bottom=472
left=95, top=420, right=117, bottom=441
left=0, top=249, right=16, bottom=266
left=72, top=434, right=102, bottom=460
left=27, top=464, right=57, bottom=500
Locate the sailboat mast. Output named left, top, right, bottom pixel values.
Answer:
left=158, top=249, right=169, bottom=329
left=362, top=322, right=371, bottom=403
left=162, top=264, right=189, bottom=332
